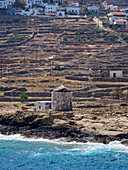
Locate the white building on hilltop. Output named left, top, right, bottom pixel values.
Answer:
left=45, top=3, right=58, bottom=15
left=26, top=0, right=43, bottom=8
left=110, top=70, right=123, bottom=78
left=0, top=0, right=7, bottom=8
left=88, top=6, right=99, bottom=13
left=56, top=7, right=65, bottom=17
left=6, top=0, right=15, bottom=6
left=66, top=3, right=80, bottom=15
left=108, top=12, right=126, bottom=24
left=102, top=1, right=117, bottom=11
left=114, top=19, right=128, bottom=29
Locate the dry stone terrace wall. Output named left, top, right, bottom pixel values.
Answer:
left=0, top=17, right=128, bottom=100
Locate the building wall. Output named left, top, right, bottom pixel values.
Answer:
left=88, top=6, right=99, bottom=13
left=26, top=0, right=43, bottom=5
left=45, top=3, right=58, bottom=14
left=109, top=16, right=126, bottom=24
left=56, top=11, right=65, bottom=17
left=52, top=92, right=72, bottom=111
left=6, top=0, right=15, bottom=6
left=36, top=101, right=51, bottom=111
left=0, top=1, right=7, bottom=8
left=110, top=71, right=123, bottom=78
left=66, top=7, right=80, bottom=15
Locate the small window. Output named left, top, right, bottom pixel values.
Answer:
left=39, top=105, right=41, bottom=110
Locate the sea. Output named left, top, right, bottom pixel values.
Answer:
left=0, top=134, right=128, bottom=170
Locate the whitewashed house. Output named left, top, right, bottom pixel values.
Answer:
left=120, top=8, right=128, bottom=19
left=110, top=70, right=123, bottom=78
left=45, top=3, right=58, bottom=15
left=108, top=12, right=126, bottom=24
left=15, top=8, right=40, bottom=16
left=0, top=0, right=7, bottom=8
left=6, top=0, right=16, bottom=6
left=15, top=9, right=24, bottom=15
left=102, top=1, right=108, bottom=10
left=36, top=101, right=52, bottom=111
left=120, top=8, right=128, bottom=14
left=88, top=6, right=99, bottom=13
left=102, top=1, right=117, bottom=11
left=114, top=19, right=128, bottom=29
left=66, top=3, right=80, bottom=15
left=56, top=7, right=65, bottom=17
left=26, top=0, right=43, bottom=8
left=107, top=5, right=118, bottom=11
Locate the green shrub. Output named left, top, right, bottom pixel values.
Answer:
left=126, top=91, right=128, bottom=99
left=8, top=37, right=27, bottom=41
left=20, top=93, right=28, bottom=102
left=55, top=64, right=60, bottom=70
left=95, top=29, right=106, bottom=34
left=88, top=18, right=93, bottom=22
left=100, top=71, right=108, bottom=77
left=13, top=104, right=19, bottom=107
left=63, top=36, right=67, bottom=41
left=76, top=30, right=84, bottom=35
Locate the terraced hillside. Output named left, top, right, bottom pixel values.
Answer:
left=0, top=17, right=128, bottom=102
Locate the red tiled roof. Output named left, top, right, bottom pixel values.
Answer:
left=111, top=12, right=126, bottom=16
left=115, top=19, right=127, bottom=22
left=15, top=10, right=22, bottom=12
left=66, top=5, right=78, bottom=7
left=47, top=13, right=56, bottom=16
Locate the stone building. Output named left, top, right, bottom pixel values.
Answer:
left=36, top=101, right=51, bottom=111
left=52, top=85, right=72, bottom=111
left=109, top=70, right=123, bottom=78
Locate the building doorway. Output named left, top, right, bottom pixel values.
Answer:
left=113, top=73, right=116, bottom=78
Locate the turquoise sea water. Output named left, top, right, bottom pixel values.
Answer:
left=0, top=134, right=128, bottom=170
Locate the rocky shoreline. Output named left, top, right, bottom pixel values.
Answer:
left=0, top=108, right=128, bottom=145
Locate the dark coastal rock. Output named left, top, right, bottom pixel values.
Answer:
left=0, top=111, right=128, bottom=144
left=121, top=140, right=128, bottom=146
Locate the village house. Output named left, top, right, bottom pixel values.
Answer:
left=26, top=0, right=43, bottom=8
left=120, top=8, right=128, bottom=19
left=88, top=6, right=99, bottom=13
left=56, top=7, right=65, bottom=17
left=108, top=12, right=126, bottom=25
left=102, top=1, right=108, bottom=10
left=15, top=8, right=40, bottom=16
left=102, top=1, right=117, bottom=11
left=120, top=8, right=128, bottom=14
left=6, top=0, right=15, bottom=6
left=36, top=101, right=51, bottom=111
left=0, top=0, right=7, bottom=8
left=114, top=19, right=128, bottom=29
left=109, top=70, right=123, bottom=78
left=107, top=5, right=118, bottom=11
left=66, top=3, right=80, bottom=15
left=15, top=9, right=24, bottom=15
left=45, top=3, right=58, bottom=15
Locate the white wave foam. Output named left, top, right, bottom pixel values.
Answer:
left=71, top=141, right=128, bottom=154
left=0, top=134, right=128, bottom=153
left=0, top=134, right=84, bottom=145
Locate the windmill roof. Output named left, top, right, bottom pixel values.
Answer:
left=53, top=85, right=71, bottom=92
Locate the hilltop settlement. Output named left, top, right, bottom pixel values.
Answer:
left=0, top=0, right=128, bottom=144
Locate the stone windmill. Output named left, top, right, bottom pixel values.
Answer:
left=52, top=85, right=72, bottom=111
